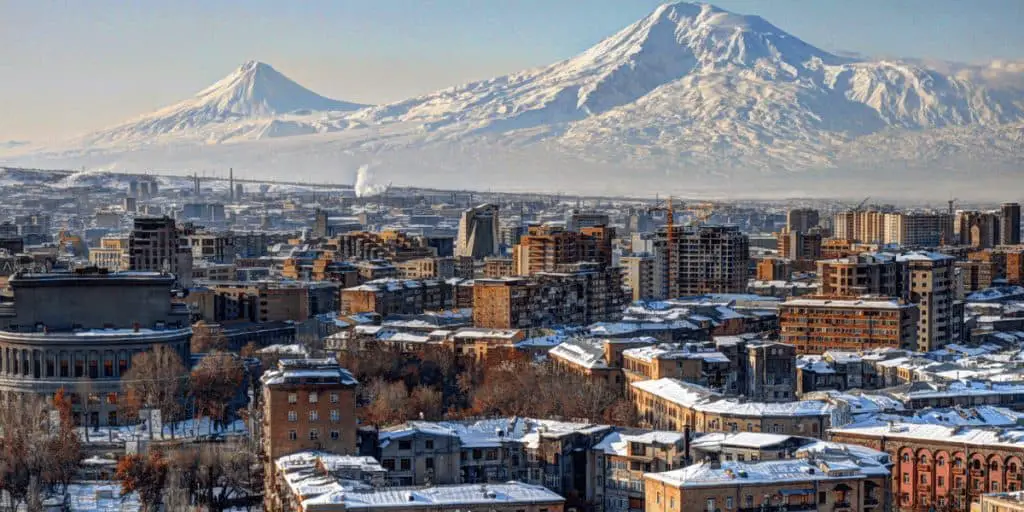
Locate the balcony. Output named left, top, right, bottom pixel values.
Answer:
left=864, top=497, right=880, bottom=508
left=833, top=502, right=853, bottom=512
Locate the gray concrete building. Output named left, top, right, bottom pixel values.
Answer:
left=0, top=269, right=191, bottom=427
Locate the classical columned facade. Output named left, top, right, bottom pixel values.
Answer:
left=0, top=328, right=190, bottom=427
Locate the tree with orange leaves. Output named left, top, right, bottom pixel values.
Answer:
left=115, top=451, right=168, bottom=512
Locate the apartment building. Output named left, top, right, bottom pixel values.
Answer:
left=629, top=379, right=832, bottom=438
left=548, top=337, right=657, bottom=389
left=482, top=257, right=514, bottom=278
left=261, top=358, right=359, bottom=496
left=512, top=225, right=614, bottom=275
left=644, top=455, right=889, bottom=512
left=88, top=234, right=129, bottom=271
left=755, top=258, right=791, bottom=281
left=395, top=257, right=456, bottom=280
left=621, top=254, right=661, bottom=301
left=655, top=225, right=750, bottom=297
left=899, top=251, right=963, bottom=350
left=777, top=229, right=822, bottom=263
left=884, top=212, right=954, bottom=247
left=127, top=216, right=193, bottom=287
left=1003, top=202, right=1022, bottom=245
left=590, top=429, right=689, bottom=512
left=817, top=253, right=910, bottom=299
left=472, top=266, right=626, bottom=329
left=375, top=417, right=611, bottom=498
left=341, top=279, right=451, bottom=316
left=188, top=281, right=314, bottom=322
left=786, top=208, right=820, bottom=233
left=779, top=297, right=919, bottom=354
left=830, top=422, right=1024, bottom=512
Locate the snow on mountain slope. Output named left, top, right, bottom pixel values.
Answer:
left=5, top=2, right=1023, bottom=196
left=80, top=61, right=366, bottom=146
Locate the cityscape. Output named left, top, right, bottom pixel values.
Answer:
left=2, top=2, right=1024, bottom=512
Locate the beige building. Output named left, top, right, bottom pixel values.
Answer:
left=779, top=297, right=919, bottom=354
left=128, top=216, right=193, bottom=287
left=621, top=254, right=660, bottom=301
left=630, top=379, right=832, bottom=438
left=817, top=253, right=909, bottom=299
left=396, top=257, right=456, bottom=280
left=980, top=493, right=1024, bottom=512
left=655, top=225, right=749, bottom=297
left=898, top=251, right=963, bottom=350
left=644, top=455, right=889, bottom=512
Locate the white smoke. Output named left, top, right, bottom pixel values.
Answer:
left=354, top=164, right=389, bottom=198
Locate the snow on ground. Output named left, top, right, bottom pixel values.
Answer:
left=76, top=417, right=247, bottom=445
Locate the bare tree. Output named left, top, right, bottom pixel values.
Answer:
left=121, top=344, right=188, bottom=439
left=115, top=452, right=168, bottom=512
left=43, top=388, right=81, bottom=494
left=0, top=395, right=49, bottom=512
left=190, top=351, right=246, bottom=432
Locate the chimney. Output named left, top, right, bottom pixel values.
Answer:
left=683, top=424, right=692, bottom=464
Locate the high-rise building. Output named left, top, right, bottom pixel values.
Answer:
left=884, top=212, right=954, bottom=247
left=512, top=224, right=614, bottom=275
left=566, top=210, right=610, bottom=231
left=897, top=251, right=963, bottom=351
left=473, top=266, right=625, bottom=329
left=776, top=229, right=822, bottom=261
left=128, top=216, right=193, bottom=287
left=1002, top=202, right=1022, bottom=245
left=956, top=211, right=1001, bottom=248
left=817, top=254, right=909, bottom=300
left=655, top=225, right=749, bottom=298
left=786, top=208, right=819, bottom=233
left=779, top=297, right=919, bottom=354
left=455, top=204, right=500, bottom=259
left=621, top=254, right=661, bottom=301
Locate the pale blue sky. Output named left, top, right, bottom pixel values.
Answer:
left=2, top=0, right=1022, bottom=141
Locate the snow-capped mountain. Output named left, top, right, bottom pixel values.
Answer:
left=5, top=2, right=1023, bottom=197
left=79, top=60, right=366, bottom=145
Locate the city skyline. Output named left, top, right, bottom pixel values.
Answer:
left=3, top=0, right=1023, bottom=141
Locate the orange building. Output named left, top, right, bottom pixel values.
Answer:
left=830, top=422, right=1024, bottom=512
left=779, top=297, right=918, bottom=354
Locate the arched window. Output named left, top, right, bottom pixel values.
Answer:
left=919, top=455, right=928, bottom=465
left=1010, top=463, right=1019, bottom=473
left=990, top=461, right=1000, bottom=471
left=903, top=454, right=911, bottom=463
left=972, top=460, right=982, bottom=470
left=937, top=457, right=945, bottom=467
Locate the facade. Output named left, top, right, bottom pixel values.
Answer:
left=472, top=267, right=625, bottom=329
left=958, top=211, right=1002, bottom=248
left=779, top=297, right=919, bottom=354
left=644, top=456, right=889, bottom=512
left=375, top=417, right=610, bottom=497
left=884, top=212, right=954, bottom=247
left=455, top=204, right=500, bottom=260
left=621, top=255, right=660, bottom=302
left=286, top=481, right=564, bottom=512
left=898, top=251, right=962, bottom=351
left=512, top=225, right=614, bottom=275
left=395, top=257, right=456, bottom=280
left=786, top=208, right=820, bottom=233
left=629, top=379, right=832, bottom=438
left=128, top=216, right=194, bottom=287
left=341, top=279, right=451, bottom=316
left=261, top=358, right=359, bottom=495
left=482, top=257, right=514, bottom=278
left=817, top=254, right=909, bottom=300
left=591, top=429, right=688, bottom=512
left=1003, top=202, right=1022, bottom=246
left=188, top=281, right=314, bottom=323
left=981, top=493, right=1024, bottom=512
left=0, top=269, right=191, bottom=427
left=655, top=225, right=750, bottom=298
left=777, top=229, right=822, bottom=262
left=830, top=422, right=1024, bottom=512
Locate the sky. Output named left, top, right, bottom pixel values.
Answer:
left=2, top=0, right=1023, bottom=141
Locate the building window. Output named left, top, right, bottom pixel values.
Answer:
left=288, top=393, right=297, bottom=404
left=309, top=410, right=319, bottom=422
left=309, top=429, right=319, bottom=441
left=745, top=496, right=753, bottom=507
left=382, top=459, right=395, bottom=471
left=818, top=492, right=827, bottom=504
left=330, top=430, right=340, bottom=440
left=920, top=474, right=927, bottom=484
left=426, top=457, right=434, bottom=470
left=330, top=392, right=339, bottom=403
left=726, top=497, right=733, bottom=510
left=705, top=498, right=714, bottom=512
left=400, top=459, right=411, bottom=471
left=425, top=440, right=434, bottom=450
left=288, top=430, right=297, bottom=441
left=937, top=476, right=945, bottom=487
left=670, top=497, right=675, bottom=509
left=287, top=411, right=297, bottom=422
left=903, top=473, right=909, bottom=483
left=309, top=391, right=318, bottom=403
left=330, top=409, right=340, bottom=423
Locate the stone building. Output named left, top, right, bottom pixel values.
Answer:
left=0, top=269, right=191, bottom=427
left=830, top=422, right=1024, bottom=512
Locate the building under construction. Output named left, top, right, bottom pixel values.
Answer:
left=654, top=224, right=750, bottom=298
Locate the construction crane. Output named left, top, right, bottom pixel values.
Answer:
left=852, top=196, right=871, bottom=212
